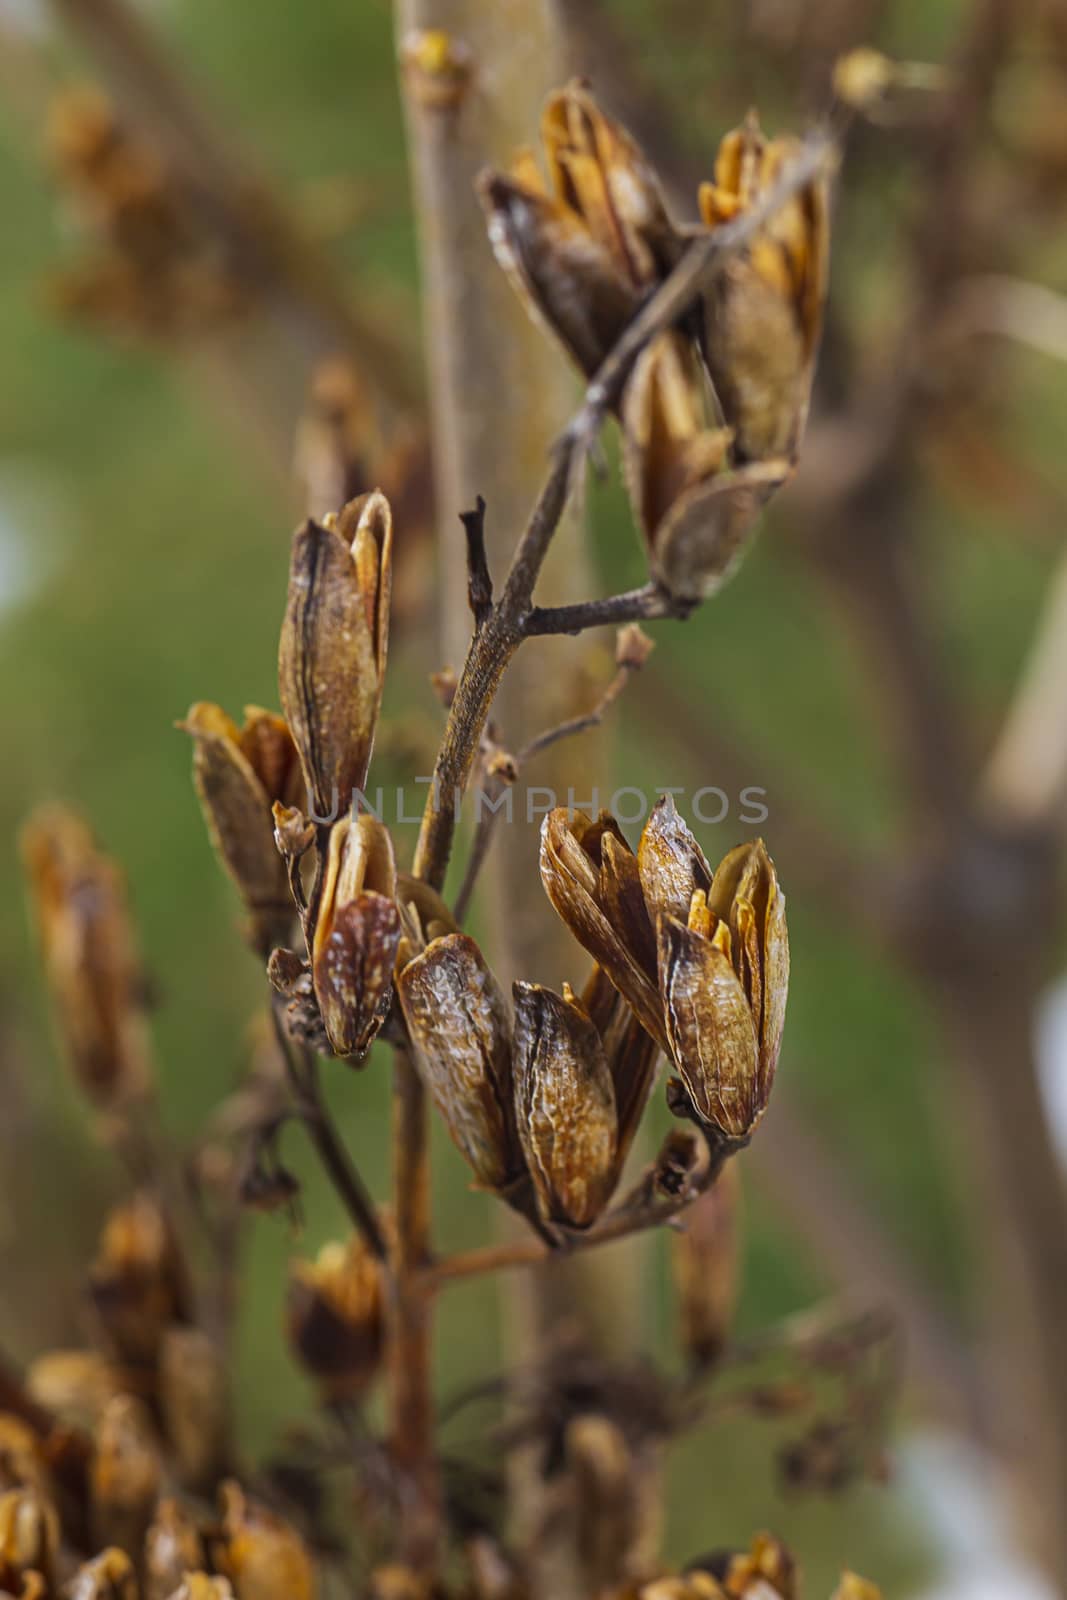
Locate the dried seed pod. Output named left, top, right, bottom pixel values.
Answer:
left=622, top=332, right=787, bottom=601
left=0, top=1418, right=49, bottom=1499
left=0, top=1488, right=58, bottom=1589
left=831, top=1577, right=881, bottom=1600
left=566, top=1414, right=660, bottom=1593
left=3, top=1572, right=46, bottom=1600
left=286, top=1237, right=384, bottom=1403
left=167, top=1578, right=236, bottom=1600
left=25, top=1352, right=120, bottom=1431
left=708, top=1533, right=796, bottom=1599
left=159, top=1327, right=228, bottom=1490
left=698, top=113, right=829, bottom=464
left=310, top=815, right=399, bottom=1059
left=640, top=1579, right=723, bottom=1600
left=396, top=934, right=522, bottom=1193
left=539, top=810, right=664, bottom=1050
left=479, top=82, right=679, bottom=378
left=66, top=1548, right=138, bottom=1600
left=90, top=1394, right=162, bottom=1557
left=215, top=1481, right=315, bottom=1600
left=657, top=834, right=787, bottom=1140
left=512, top=982, right=618, bottom=1228
left=144, top=1497, right=204, bottom=1600
left=580, top=965, right=660, bottom=1175
left=672, top=1162, right=740, bottom=1370
left=21, top=807, right=153, bottom=1109
left=88, top=1193, right=188, bottom=1368
left=179, top=704, right=302, bottom=952
left=278, top=491, right=392, bottom=821
left=637, top=796, right=713, bottom=928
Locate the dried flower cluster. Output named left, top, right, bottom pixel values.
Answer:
left=16, top=62, right=888, bottom=1600
left=480, top=82, right=828, bottom=599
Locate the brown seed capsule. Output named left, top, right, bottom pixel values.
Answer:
left=286, top=1237, right=384, bottom=1403
left=657, top=834, right=787, bottom=1141
left=640, top=1575, right=723, bottom=1599
left=215, top=1481, right=315, bottom=1600
left=566, top=1414, right=660, bottom=1593
left=167, top=1578, right=236, bottom=1600
left=0, top=1488, right=58, bottom=1589
left=88, top=1193, right=189, bottom=1368
left=179, top=704, right=302, bottom=952
left=831, top=1577, right=881, bottom=1600
left=66, top=1548, right=138, bottom=1600
left=20, top=807, right=153, bottom=1109
left=539, top=809, right=664, bottom=1050
left=0, top=1419, right=47, bottom=1499
left=672, top=1161, right=740, bottom=1370
left=479, top=82, right=679, bottom=378
left=579, top=965, right=660, bottom=1175
left=622, top=332, right=788, bottom=601
left=25, top=1351, right=119, bottom=1431
left=90, top=1394, right=162, bottom=1557
left=397, top=934, right=522, bottom=1193
left=278, top=490, right=392, bottom=821
left=144, top=1497, right=205, bottom=1600
left=512, top=982, right=618, bottom=1229
left=698, top=113, right=829, bottom=464
left=159, top=1327, right=228, bottom=1490
left=311, top=814, right=400, bottom=1059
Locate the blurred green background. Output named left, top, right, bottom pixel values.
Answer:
left=2, top=0, right=1065, bottom=1592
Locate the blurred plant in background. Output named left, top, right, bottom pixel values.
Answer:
left=2, top=0, right=1067, bottom=1596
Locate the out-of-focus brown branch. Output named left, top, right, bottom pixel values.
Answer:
left=49, top=0, right=422, bottom=408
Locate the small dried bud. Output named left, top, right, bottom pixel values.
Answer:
left=159, top=1326, right=228, bottom=1490
left=66, top=1548, right=138, bottom=1600
left=698, top=114, right=829, bottom=464
left=397, top=934, right=522, bottom=1193
left=278, top=491, right=392, bottom=821
left=429, top=667, right=458, bottom=708
left=622, top=332, right=786, bottom=600
left=0, top=1489, right=58, bottom=1588
left=21, top=807, right=153, bottom=1109
left=88, top=1193, right=188, bottom=1367
left=294, top=357, right=377, bottom=524
left=180, top=704, right=303, bottom=952
left=615, top=624, right=655, bottom=671
left=479, top=82, right=679, bottom=378
left=311, top=815, right=400, bottom=1059
left=144, top=1497, right=205, bottom=1600
left=400, top=28, right=474, bottom=111
left=0, top=1419, right=47, bottom=1498
left=90, top=1394, right=162, bottom=1557
left=706, top=1533, right=796, bottom=1599
left=672, top=1162, right=740, bottom=1370
left=366, top=1568, right=428, bottom=1600
left=512, top=982, right=618, bottom=1228
left=640, top=1575, right=722, bottom=1599
left=266, top=947, right=307, bottom=995
left=831, top=1577, right=881, bottom=1600
left=215, top=1481, right=315, bottom=1600
left=167, top=1579, right=236, bottom=1600
left=567, top=1414, right=660, bottom=1592
left=271, top=803, right=315, bottom=862
left=286, top=1237, right=384, bottom=1402
left=25, top=1352, right=119, bottom=1430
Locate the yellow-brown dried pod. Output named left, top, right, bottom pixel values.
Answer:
left=0, top=1418, right=47, bottom=1498
left=830, top=1578, right=881, bottom=1600
left=310, top=814, right=399, bottom=1060
left=512, top=981, right=618, bottom=1229
left=286, top=1237, right=384, bottom=1403
left=672, top=1162, right=740, bottom=1370
left=656, top=829, right=787, bottom=1141
left=278, top=490, right=392, bottom=821
left=21, top=807, right=153, bottom=1109
left=2, top=1572, right=46, bottom=1600
left=0, top=1488, right=58, bottom=1589
left=566, top=1414, right=660, bottom=1593
left=159, top=1327, right=228, bottom=1490
left=718, top=1533, right=797, bottom=1599
left=25, top=1352, right=120, bottom=1432
left=66, top=1548, right=138, bottom=1600
left=166, top=1578, right=236, bottom=1600
left=698, top=113, right=829, bottom=464
left=579, top=965, right=660, bottom=1176
left=396, top=933, right=522, bottom=1194
left=179, top=704, right=302, bottom=953
left=539, top=809, right=664, bottom=1050
left=639, top=1576, right=724, bottom=1600
left=90, top=1394, right=162, bottom=1557
left=88, top=1193, right=188, bottom=1368
left=215, top=1481, right=315, bottom=1600
left=144, top=1497, right=205, bottom=1600
left=479, top=81, right=679, bottom=378
left=621, top=332, right=787, bottom=601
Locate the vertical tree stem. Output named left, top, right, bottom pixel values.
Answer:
left=388, top=1045, right=438, bottom=1571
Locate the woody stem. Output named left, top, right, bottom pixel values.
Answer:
left=388, top=1044, right=439, bottom=1569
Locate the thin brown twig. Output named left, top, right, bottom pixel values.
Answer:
left=522, top=584, right=696, bottom=638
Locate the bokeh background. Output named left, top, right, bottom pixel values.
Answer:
left=2, top=0, right=1067, bottom=1593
